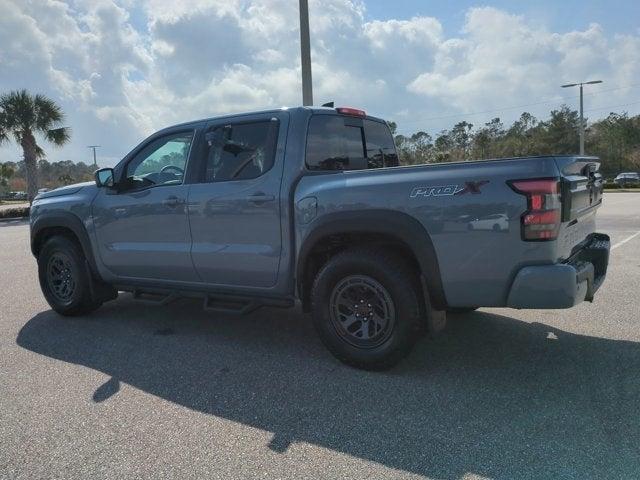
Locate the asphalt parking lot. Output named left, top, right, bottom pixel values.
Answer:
left=1, top=193, right=639, bottom=480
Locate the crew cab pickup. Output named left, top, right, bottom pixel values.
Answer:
left=30, top=106, right=610, bottom=370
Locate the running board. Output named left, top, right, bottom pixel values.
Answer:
left=124, top=286, right=294, bottom=315
left=132, top=289, right=179, bottom=306
left=203, top=295, right=259, bottom=315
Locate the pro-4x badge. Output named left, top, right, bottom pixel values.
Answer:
left=410, top=181, right=489, bottom=198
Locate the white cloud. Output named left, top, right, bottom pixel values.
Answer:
left=364, top=17, right=442, bottom=50
left=0, top=1, right=638, bottom=166
left=407, top=7, right=640, bottom=125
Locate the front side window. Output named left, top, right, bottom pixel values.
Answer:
left=204, top=119, right=279, bottom=182
left=306, top=116, right=366, bottom=171
left=124, top=131, right=193, bottom=190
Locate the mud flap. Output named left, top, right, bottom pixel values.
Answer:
left=421, top=275, right=447, bottom=337
left=426, top=309, right=447, bottom=337
left=84, top=259, right=118, bottom=303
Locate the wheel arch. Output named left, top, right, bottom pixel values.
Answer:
left=31, top=212, right=99, bottom=277
left=296, top=210, right=447, bottom=311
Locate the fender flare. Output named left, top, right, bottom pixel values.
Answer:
left=31, top=212, right=99, bottom=277
left=295, top=210, right=447, bottom=309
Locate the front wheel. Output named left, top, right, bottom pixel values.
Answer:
left=310, top=248, right=424, bottom=370
left=38, top=236, right=103, bottom=316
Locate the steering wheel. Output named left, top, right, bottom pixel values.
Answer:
left=160, top=165, right=184, bottom=175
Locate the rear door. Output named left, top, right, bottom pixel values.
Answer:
left=187, top=112, right=288, bottom=288
left=555, top=156, right=604, bottom=257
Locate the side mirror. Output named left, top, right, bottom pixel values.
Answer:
left=95, top=168, right=115, bottom=188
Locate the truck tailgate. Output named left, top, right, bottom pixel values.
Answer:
left=555, top=156, right=604, bottom=258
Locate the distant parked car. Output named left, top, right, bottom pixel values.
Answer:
left=468, top=213, right=509, bottom=232
left=9, top=191, right=27, bottom=200
left=614, top=172, right=640, bottom=187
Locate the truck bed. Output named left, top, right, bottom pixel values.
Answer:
left=294, top=155, right=603, bottom=308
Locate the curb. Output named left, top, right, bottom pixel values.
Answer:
left=0, top=216, right=29, bottom=223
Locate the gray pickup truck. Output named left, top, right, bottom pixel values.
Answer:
left=30, top=106, right=610, bottom=369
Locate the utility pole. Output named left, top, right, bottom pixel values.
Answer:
left=87, top=145, right=100, bottom=168
left=299, top=0, right=313, bottom=106
left=561, top=80, right=603, bottom=155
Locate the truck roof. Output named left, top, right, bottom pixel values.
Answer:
left=161, top=106, right=387, bottom=132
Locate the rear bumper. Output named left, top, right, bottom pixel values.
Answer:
left=507, top=233, right=610, bottom=309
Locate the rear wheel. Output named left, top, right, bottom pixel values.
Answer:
left=38, top=236, right=102, bottom=316
left=310, top=248, right=423, bottom=370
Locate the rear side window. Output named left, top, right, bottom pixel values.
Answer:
left=204, top=119, right=279, bottom=182
left=364, top=119, right=399, bottom=168
left=306, top=115, right=397, bottom=171
left=305, top=116, right=365, bottom=170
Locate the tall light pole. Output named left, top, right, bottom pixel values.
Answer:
left=87, top=145, right=100, bottom=168
left=299, top=0, right=313, bottom=106
left=561, top=80, right=603, bottom=155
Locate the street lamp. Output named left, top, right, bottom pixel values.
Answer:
left=87, top=145, right=100, bottom=168
left=560, top=80, right=603, bottom=155
left=299, top=0, right=313, bottom=106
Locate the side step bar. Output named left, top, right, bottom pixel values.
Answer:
left=123, top=286, right=294, bottom=315
left=203, top=295, right=260, bottom=315
left=132, top=289, right=180, bottom=306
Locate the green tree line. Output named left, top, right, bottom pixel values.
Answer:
left=390, top=106, right=640, bottom=177
left=0, top=159, right=95, bottom=194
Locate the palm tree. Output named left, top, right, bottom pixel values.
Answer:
left=0, top=90, right=70, bottom=202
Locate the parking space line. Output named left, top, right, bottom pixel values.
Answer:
left=603, top=196, right=640, bottom=206
left=611, top=230, right=640, bottom=251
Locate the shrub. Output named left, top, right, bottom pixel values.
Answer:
left=0, top=206, right=29, bottom=219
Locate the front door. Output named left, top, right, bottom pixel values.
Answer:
left=187, top=113, right=287, bottom=288
left=92, top=129, right=199, bottom=282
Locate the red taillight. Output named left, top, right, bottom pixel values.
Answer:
left=510, top=178, right=561, bottom=241
left=336, top=107, right=366, bottom=117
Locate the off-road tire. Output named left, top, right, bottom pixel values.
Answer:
left=310, top=248, right=423, bottom=370
left=38, top=236, right=102, bottom=316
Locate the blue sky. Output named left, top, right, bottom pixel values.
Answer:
left=1, top=0, right=639, bottom=166
left=364, top=0, right=640, bottom=36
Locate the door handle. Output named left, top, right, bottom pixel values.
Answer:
left=245, top=193, right=275, bottom=204
left=163, top=196, right=185, bottom=207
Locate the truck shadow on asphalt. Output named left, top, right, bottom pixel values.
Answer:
left=17, top=295, right=640, bottom=479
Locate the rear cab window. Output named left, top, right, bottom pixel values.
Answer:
left=306, top=114, right=398, bottom=171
